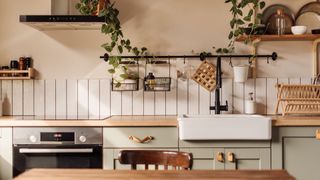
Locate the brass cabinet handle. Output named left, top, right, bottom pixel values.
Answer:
left=128, top=136, right=154, bottom=144
left=216, top=152, right=224, bottom=163
left=227, top=152, right=235, bottom=163
left=316, top=130, right=320, bottom=140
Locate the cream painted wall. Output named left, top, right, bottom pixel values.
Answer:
left=0, top=0, right=316, bottom=79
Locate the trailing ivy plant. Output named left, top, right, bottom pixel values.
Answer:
left=76, top=0, right=148, bottom=86
left=214, top=0, right=266, bottom=54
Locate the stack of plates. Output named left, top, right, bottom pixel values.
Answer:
left=295, top=1, right=320, bottom=34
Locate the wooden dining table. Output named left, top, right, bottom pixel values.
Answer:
left=14, top=169, right=295, bottom=180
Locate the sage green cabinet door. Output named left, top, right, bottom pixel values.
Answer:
left=103, top=148, right=178, bottom=170
left=272, top=127, right=320, bottom=180
left=103, top=127, right=178, bottom=148
left=0, top=128, right=13, bottom=180
left=283, top=137, right=320, bottom=180
left=224, top=148, right=270, bottom=170
left=180, top=148, right=224, bottom=170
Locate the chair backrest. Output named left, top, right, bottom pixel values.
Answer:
left=118, top=150, right=193, bottom=170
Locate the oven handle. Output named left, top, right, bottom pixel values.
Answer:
left=19, top=148, right=94, bottom=154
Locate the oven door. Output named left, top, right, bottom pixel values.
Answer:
left=13, top=145, right=102, bottom=177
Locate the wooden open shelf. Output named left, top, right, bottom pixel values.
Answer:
left=0, top=68, right=35, bottom=80
left=236, top=34, right=320, bottom=42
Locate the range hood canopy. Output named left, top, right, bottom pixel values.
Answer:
left=20, top=15, right=105, bottom=31
left=19, top=0, right=105, bottom=31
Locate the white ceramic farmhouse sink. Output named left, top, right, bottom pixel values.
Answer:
left=178, top=114, right=272, bottom=140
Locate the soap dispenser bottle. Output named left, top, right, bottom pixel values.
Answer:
left=245, top=92, right=256, bottom=114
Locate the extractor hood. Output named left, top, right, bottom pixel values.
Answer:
left=19, top=0, right=105, bottom=31
left=20, top=15, right=105, bottom=31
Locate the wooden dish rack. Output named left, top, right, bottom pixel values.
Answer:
left=276, top=84, right=320, bottom=116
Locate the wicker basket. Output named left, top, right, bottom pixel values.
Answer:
left=276, top=84, right=320, bottom=116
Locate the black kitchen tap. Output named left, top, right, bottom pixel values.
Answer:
left=209, top=56, right=228, bottom=114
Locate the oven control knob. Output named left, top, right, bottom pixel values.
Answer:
left=79, top=136, right=87, bottom=143
left=29, top=135, right=37, bottom=143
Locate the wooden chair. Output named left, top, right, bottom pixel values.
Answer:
left=118, top=150, right=193, bottom=170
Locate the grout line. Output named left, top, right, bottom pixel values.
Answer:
left=176, top=79, right=178, bottom=115
left=66, top=80, right=68, bottom=119
left=131, top=91, right=133, bottom=116
left=54, top=80, right=56, bottom=119
left=32, top=80, right=35, bottom=116
left=44, top=80, right=46, bottom=119
left=99, top=80, right=101, bottom=119
left=87, top=79, right=89, bottom=119
left=76, top=80, right=78, bottom=120
left=187, top=79, right=189, bottom=114
left=22, top=80, right=24, bottom=116
left=10, top=80, right=13, bottom=116
left=198, top=84, right=200, bottom=114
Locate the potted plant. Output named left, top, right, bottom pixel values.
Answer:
left=76, top=0, right=147, bottom=85
left=215, top=0, right=266, bottom=54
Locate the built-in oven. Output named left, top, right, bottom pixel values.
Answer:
left=13, top=127, right=103, bottom=177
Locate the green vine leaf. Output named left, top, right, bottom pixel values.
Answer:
left=108, top=69, right=115, bottom=74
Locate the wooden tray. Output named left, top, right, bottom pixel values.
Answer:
left=192, top=60, right=216, bottom=92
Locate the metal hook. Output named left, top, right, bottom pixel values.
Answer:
left=248, top=57, right=253, bottom=65
left=267, top=57, right=270, bottom=64
left=229, top=57, right=233, bottom=67
left=183, top=56, right=186, bottom=64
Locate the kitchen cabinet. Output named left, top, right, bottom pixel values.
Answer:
left=103, top=148, right=178, bottom=170
left=272, top=127, right=320, bottom=180
left=103, top=127, right=178, bottom=170
left=0, top=128, right=13, bottom=180
left=180, top=140, right=271, bottom=170
left=180, top=147, right=270, bottom=170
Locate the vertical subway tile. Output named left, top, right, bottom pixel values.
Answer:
left=34, top=80, right=45, bottom=118
left=188, top=80, right=199, bottom=115
left=89, top=80, right=100, bottom=119
left=45, top=80, right=56, bottom=119
left=177, top=79, right=188, bottom=115
left=256, top=78, right=267, bottom=115
left=78, top=80, right=89, bottom=119
left=67, top=80, right=78, bottom=119
left=56, top=80, right=67, bottom=119
left=165, top=80, right=177, bottom=115
left=12, top=80, right=23, bottom=116
left=23, top=80, right=34, bottom=116
left=99, top=79, right=111, bottom=118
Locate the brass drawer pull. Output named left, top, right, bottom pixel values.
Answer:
left=227, top=152, right=235, bottom=163
left=216, top=152, right=224, bottom=163
left=316, top=130, right=320, bottom=140
left=128, top=136, right=154, bottom=144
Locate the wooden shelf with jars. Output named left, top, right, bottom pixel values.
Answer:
left=236, top=34, right=320, bottom=42
left=237, top=34, right=320, bottom=77
left=0, top=68, right=35, bottom=80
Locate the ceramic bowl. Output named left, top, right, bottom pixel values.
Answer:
left=291, top=26, right=307, bottom=35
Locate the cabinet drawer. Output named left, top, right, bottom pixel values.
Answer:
left=103, top=127, right=178, bottom=148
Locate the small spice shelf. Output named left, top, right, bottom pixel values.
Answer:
left=236, top=34, right=320, bottom=42
left=0, top=68, right=35, bottom=80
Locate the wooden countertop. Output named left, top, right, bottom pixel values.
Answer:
left=1, top=115, right=320, bottom=127
left=0, top=116, right=178, bottom=127
left=14, top=169, right=294, bottom=180
left=272, top=116, right=320, bottom=127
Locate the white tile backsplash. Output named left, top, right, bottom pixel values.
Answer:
left=1, top=77, right=312, bottom=119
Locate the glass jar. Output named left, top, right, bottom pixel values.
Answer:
left=145, top=72, right=156, bottom=90
left=275, top=9, right=286, bottom=35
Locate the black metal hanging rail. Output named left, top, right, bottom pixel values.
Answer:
left=100, top=52, right=278, bottom=62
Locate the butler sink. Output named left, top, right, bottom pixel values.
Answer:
left=178, top=114, right=272, bottom=140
